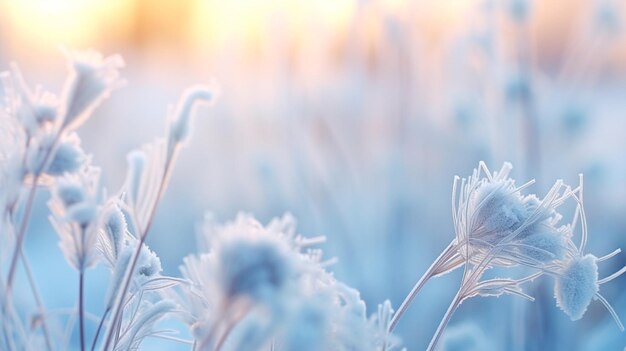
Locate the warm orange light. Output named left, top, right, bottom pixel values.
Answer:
left=2, top=0, right=131, bottom=54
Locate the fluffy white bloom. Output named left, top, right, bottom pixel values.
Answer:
left=60, top=49, right=124, bottom=131
left=176, top=213, right=400, bottom=351
left=453, top=162, right=573, bottom=268
left=2, top=65, right=58, bottom=135
left=167, top=84, right=218, bottom=147
left=48, top=166, right=102, bottom=270
left=554, top=254, right=599, bottom=321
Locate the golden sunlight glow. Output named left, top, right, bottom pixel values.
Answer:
left=2, top=0, right=476, bottom=60
left=3, top=0, right=131, bottom=54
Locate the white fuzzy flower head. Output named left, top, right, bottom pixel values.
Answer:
left=167, top=84, right=219, bottom=148
left=2, top=64, right=59, bottom=135
left=554, top=254, right=599, bottom=321
left=26, top=132, right=87, bottom=177
left=211, top=215, right=295, bottom=303
left=60, top=49, right=124, bottom=131
left=453, top=162, right=572, bottom=268
left=49, top=166, right=102, bottom=270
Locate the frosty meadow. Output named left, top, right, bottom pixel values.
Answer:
left=0, top=50, right=624, bottom=351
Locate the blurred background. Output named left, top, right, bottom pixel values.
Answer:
left=2, top=0, right=626, bottom=349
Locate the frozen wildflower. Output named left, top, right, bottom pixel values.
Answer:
left=554, top=254, right=599, bottom=321
left=182, top=214, right=297, bottom=310
left=167, top=84, right=218, bottom=148
left=549, top=191, right=626, bottom=328
left=175, top=213, right=394, bottom=351
left=49, top=166, right=102, bottom=270
left=25, top=132, right=87, bottom=177
left=46, top=133, right=87, bottom=176
left=100, top=202, right=128, bottom=261
left=3, top=64, right=59, bottom=135
left=60, top=49, right=124, bottom=131
left=453, top=162, right=573, bottom=268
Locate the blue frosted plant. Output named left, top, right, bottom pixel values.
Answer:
left=0, top=48, right=623, bottom=351
left=173, top=213, right=403, bottom=351
left=391, top=162, right=626, bottom=350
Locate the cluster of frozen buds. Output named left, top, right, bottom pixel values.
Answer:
left=173, top=213, right=404, bottom=351
left=0, top=49, right=218, bottom=351
left=391, top=162, right=626, bottom=351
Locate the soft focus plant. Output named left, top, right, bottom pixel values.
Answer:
left=0, top=49, right=623, bottom=351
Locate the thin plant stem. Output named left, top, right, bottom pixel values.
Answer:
left=101, top=146, right=180, bottom=351
left=427, top=287, right=464, bottom=351
left=79, top=271, right=86, bottom=351
left=6, top=128, right=63, bottom=296
left=389, top=241, right=457, bottom=332
left=6, top=177, right=39, bottom=296
left=90, top=307, right=110, bottom=351
left=19, top=247, right=53, bottom=351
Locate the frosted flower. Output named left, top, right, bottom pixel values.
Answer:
left=136, top=241, right=163, bottom=282
left=188, top=214, right=297, bottom=307
left=453, top=162, right=573, bottom=268
left=217, top=232, right=293, bottom=302
left=3, top=64, right=58, bottom=135
left=167, top=84, right=218, bottom=148
left=49, top=166, right=102, bottom=270
left=174, top=213, right=395, bottom=350
left=99, top=203, right=128, bottom=262
left=554, top=254, right=599, bottom=321
left=60, top=49, right=124, bottom=131
left=25, top=132, right=87, bottom=177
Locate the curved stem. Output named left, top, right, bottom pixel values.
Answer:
left=101, top=146, right=179, bottom=351
left=79, top=271, right=86, bottom=351
left=389, top=241, right=457, bottom=332
left=6, top=178, right=39, bottom=296
left=427, top=288, right=464, bottom=351
left=20, top=246, right=53, bottom=351
left=91, top=307, right=110, bottom=351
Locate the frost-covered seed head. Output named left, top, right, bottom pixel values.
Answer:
left=468, top=181, right=528, bottom=243
left=55, top=180, right=85, bottom=208
left=218, top=236, right=292, bottom=301
left=103, top=205, right=127, bottom=257
left=66, top=201, right=97, bottom=227
left=555, top=254, right=599, bottom=321
left=60, top=49, right=124, bottom=131
left=137, top=243, right=162, bottom=281
left=519, top=230, right=566, bottom=262
left=168, top=85, right=217, bottom=147
left=454, top=162, right=574, bottom=268
left=46, top=136, right=86, bottom=176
